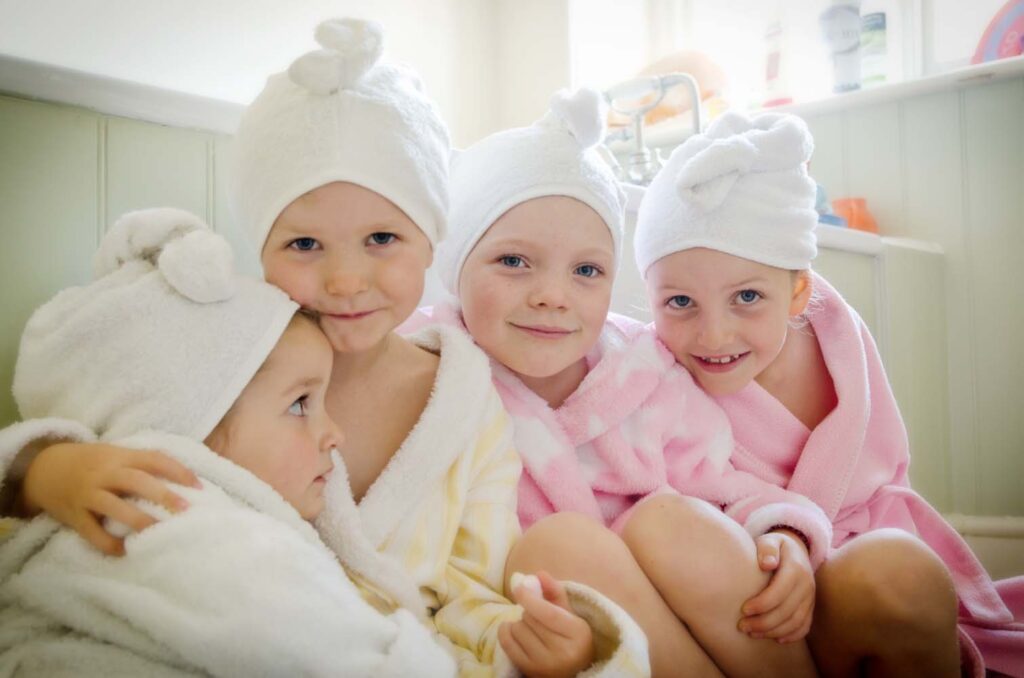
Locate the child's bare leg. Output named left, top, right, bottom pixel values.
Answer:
left=807, top=528, right=959, bottom=678
left=507, top=512, right=724, bottom=678
left=620, top=494, right=817, bottom=678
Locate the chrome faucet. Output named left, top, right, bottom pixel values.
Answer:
left=602, top=73, right=703, bottom=185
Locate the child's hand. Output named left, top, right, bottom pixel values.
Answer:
left=21, top=442, right=200, bottom=556
left=739, top=530, right=815, bottom=643
left=499, top=570, right=595, bottom=678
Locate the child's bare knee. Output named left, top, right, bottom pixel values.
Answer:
left=623, top=494, right=764, bottom=598
left=821, top=529, right=956, bottom=631
left=506, top=512, right=630, bottom=588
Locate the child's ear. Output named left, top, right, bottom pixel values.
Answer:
left=789, top=270, right=812, bottom=317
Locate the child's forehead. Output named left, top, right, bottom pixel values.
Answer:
left=276, top=181, right=417, bottom=230
left=255, top=318, right=332, bottom=380
left=652, top=248, right=787, bottom=287
left=481, top=203, right=613, bottom=253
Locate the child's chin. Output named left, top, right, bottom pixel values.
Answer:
left=694, top=373, right=745, bottom=397
left=299, top=499, right=325, bottom=522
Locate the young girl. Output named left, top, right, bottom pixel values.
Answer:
left=2, top=19, right=648, bottom=678
left=634, top=110, right=1024, bottom=677
left=0, top=209, right=455, bottom=677
left=410, top=88, right=841, bottom=678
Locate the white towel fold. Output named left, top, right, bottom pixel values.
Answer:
left=635, top=111, right=818, bottom=275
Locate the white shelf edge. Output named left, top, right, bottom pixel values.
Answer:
left=0, top=54, right=244, bottom=134
left=773, top=55, right=1024, bottom=118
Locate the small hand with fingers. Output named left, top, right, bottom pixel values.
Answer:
left=21, top=442, right=200, bottom=556
left=500, top=570, right=595, bottom=678
left=740, top=530, right=816, bottom=643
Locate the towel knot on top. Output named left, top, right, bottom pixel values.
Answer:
left=94, top=208, right=235, bottom=304
left=545, top=87, right=606, bottom=149
left=230, top=17, right=450, bottom=252
left=634, top=110, right=818, bottom=275
left=673, top=112, right=814, bottom=216
left=288, top=18, right=383, bottom=95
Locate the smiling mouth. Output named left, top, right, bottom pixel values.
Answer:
left=324, top=310, right=376, bottom=320
left=693, top=352, right=750, bottom=371
left=511, top=323, right=575, bottom=338
left=698, top=353, right=744, bottom=364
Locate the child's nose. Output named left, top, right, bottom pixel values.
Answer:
left=527, top=274, right=569, bottom=310
left=320, top=414, right=345, bottom=452
left=697, top=313, right=732, bottom=350
left=324, top=264, right=370, bottom=297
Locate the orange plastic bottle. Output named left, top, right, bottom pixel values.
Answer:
left=832, top=197, right=879, bottom=234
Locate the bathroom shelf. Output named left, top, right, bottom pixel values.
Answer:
left=608, top=55, right=1024, bottom=154
left=773, top=54, right=1024, bottom=118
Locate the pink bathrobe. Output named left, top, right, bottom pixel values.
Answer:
left=702, top=272, right=1024, bottom=677
left=404, top=303, right=834, bottom=569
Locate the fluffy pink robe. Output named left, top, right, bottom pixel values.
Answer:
left=702, top=273, right=1024, bottom=677
left=403, top=303, right=835, bottom=569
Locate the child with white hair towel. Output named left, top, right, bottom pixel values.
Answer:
left=0, top=209, right=455, bottom=677
left=634, top=110, right=1024, bottom=677
left=2, top=19, right=649, bottom=678
left=405, top=88, right=844, bottom=678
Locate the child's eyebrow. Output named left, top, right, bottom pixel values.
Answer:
left=272, top=221, right=323, bottom=236
left=282, top=376, right=324, bottom=396
left=656, top=276, right=770, bottom=294
left=480, top=238, right=535, bottom=251
left=574, top=247, right=615, bottom=261
left=730, top=277, right=770, bottom=287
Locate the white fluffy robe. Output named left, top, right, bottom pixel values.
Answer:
left=0, top=427, right=455, bottom=678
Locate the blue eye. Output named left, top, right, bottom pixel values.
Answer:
left=289, top=237, right=319, bottom=252
left=736, top=290, right=762, bottom=305
left=499, top=255, right=525, bottom=268
left=575, top=264, right=601, bottom=278
left=667, top=295, right=692, bottom=309
left=368, top=232, right=396, bottom=246
left=288, top=396, right=309, bottom=417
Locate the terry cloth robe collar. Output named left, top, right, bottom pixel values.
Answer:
left=491, top=322, right=672, bottom=522
left=346, top=324, right=494, bottom=547
left=135, top=431, right=422, bottom=620
left=315, top=324, right=499, bottom=621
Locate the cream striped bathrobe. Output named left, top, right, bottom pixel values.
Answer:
left=316, top=325, right=649, bottom=678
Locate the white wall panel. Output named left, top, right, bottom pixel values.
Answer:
left=212, top=136, right=261, bottom=278
left=105, top=117, right=211, bottom=226
left=901, top=90, right=978, bottom=514
left=962, top=78, right=1024, bottom=516
left=804, top=76, right=1024, bottom=517
left=0, top=97, right=99, bottom=425
left=845, top=103, right=906, bottom=237
left=804, top=113, right=846, bottom=200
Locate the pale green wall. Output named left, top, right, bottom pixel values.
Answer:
left=0, top=94, right=259, bottom=428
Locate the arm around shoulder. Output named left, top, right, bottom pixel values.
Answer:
left=0, top=418, right=97, bottom=516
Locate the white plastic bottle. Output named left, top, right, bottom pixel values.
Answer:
left=860, top=0, right=905, bottom=87
left=820, top=0, right=862, bottom=92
